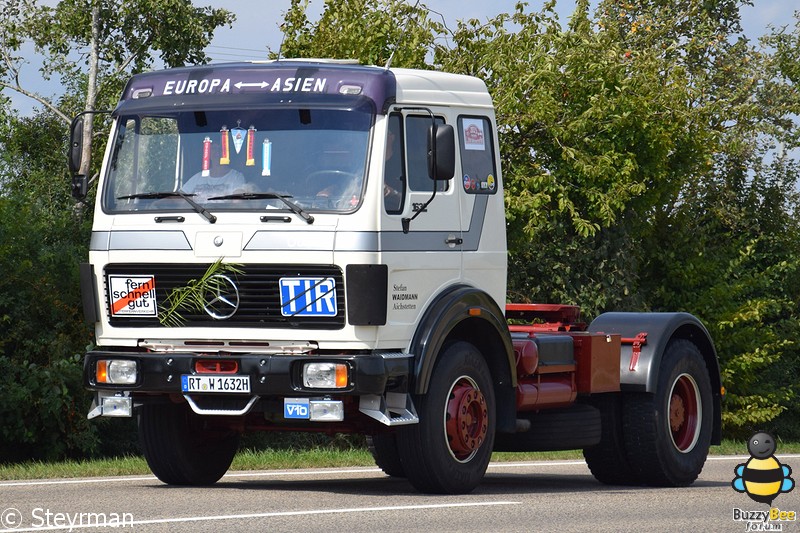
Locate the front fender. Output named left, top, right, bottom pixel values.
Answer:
left=410, top=284, right=515, bottom=395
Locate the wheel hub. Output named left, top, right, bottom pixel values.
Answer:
left=669, top=373, right=701, bottom=453
left=446, top=379, right=488, bottom=460
left=670, top=394, right=686, bottom=432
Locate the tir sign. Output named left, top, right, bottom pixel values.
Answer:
left=279, top=277, right=337, bottom=317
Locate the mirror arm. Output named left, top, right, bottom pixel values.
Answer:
left=401, top=187, right=437, bottom=234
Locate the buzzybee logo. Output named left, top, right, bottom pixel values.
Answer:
left=732, top=432, right=795, bottom=505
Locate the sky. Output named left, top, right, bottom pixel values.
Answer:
left=3, top=0, right=798, bottom=115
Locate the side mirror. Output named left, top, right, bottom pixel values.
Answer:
left=68, top=117, right=88, bottom=200
left=427, top=124, right=455, bottom=181
left=67, top=109, right=111, bottom=201
left=71, top=175, right=88, bottom=199
left=68, top=116, right=84, bottom=175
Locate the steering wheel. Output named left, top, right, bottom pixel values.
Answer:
left=306, top=170, right=359, bottom=195
left=305, top=170, right=361, bottom=208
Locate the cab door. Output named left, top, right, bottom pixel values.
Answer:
left=380, top=111, right=463, bottom=334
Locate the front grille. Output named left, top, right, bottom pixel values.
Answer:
left=105, top=263, right=345, bottom=329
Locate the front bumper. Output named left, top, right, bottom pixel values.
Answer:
left=83, top=350, right=411, bottom=396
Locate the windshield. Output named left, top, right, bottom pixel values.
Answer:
left=103, top=106, right=372, bottom=214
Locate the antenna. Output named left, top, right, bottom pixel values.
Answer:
left=277, top=30, right=286, bottom=61
left=384, top=0, right=421, bottom=70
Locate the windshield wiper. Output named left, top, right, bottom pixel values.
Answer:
left=117, top=191, right=217, bottom=224
left=208, top=192, right=315, bottom=224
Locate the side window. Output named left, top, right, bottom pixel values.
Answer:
left=405, top=115, right=448, bottom=193
left=457, top=116, right=497, bottom=194
left=383, top=114, right=405, bottom=214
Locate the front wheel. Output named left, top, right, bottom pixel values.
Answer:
left=395, top=341, right=496, bottom=494
left=622, top=339, right=713, bottom=486
left=367, top=434, right=406, bottom=478
left=138, top=401, right=240, bottom=486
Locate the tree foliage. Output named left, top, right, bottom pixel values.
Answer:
left=1, top=0, right=234, bottom=174
left=277, top=0, right=443, bottom=68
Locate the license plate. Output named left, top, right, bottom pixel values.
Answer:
left=181, top=375, right=251, bottom=394
left=279, top=277, right=337, bottom=317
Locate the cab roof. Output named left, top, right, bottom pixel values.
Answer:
left=116, top=60, right=492, bottom=115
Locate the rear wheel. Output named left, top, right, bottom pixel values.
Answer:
left=583, top=394, right=640, bottom=485
left=622, top=339, right=713, bottom=486
left=138, top=401, right=239, bottom=485
left=396, top=341, right=495, bottom=494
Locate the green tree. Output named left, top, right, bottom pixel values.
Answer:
left=277, top=0, right=443, bottom=68
left=615, top=1, right=800, bottom=436
left=0, top=109, right=98, bottom=459
left=434, top=1, right=716, bottom=316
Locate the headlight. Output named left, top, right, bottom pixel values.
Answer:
left=96, top=359, right=138, bottom=385
left=302, top=362, right=348, bottom=388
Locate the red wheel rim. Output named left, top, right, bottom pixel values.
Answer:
left=444, top=376, right=488, bottom=462
left=669, top=373, right=701, bottom=453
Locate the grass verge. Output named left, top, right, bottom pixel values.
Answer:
left=2, top=439, right=798, bottom=481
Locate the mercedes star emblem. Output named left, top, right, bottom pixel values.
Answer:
left=203, top=274, right=240, bottom=320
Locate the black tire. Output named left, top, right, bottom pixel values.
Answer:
left=395, top=341, right=496, bottom=494
left=622, top=339, right=713, bottom=486
left=366, top=434, right=406, bottom=478
left=138, top=402, right=240, bottom=486
left=583, top=393, right=641, bottom=485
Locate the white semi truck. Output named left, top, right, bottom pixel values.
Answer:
left=69, top=59, right=722, bottom=494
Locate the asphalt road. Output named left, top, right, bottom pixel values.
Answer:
left=1, top=455, right=799, bottom=532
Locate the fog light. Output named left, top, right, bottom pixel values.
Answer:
left=96, top=359, right=137, bottom=384
left=303, top=363, right=348, bottom=388
left=310, top=399, right=344, bottom=421
left=101, top=395, right=132, bottom=417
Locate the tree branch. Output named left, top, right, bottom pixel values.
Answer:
left=0, top=79, right=71, bottom=124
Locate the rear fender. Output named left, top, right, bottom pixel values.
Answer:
left=588, top=312, right=722, bottom=444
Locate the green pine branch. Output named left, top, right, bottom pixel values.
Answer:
left=158, top=259, right=243, bottom=327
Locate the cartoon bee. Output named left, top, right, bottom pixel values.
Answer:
left=732, top=431, right=795, bottom=505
